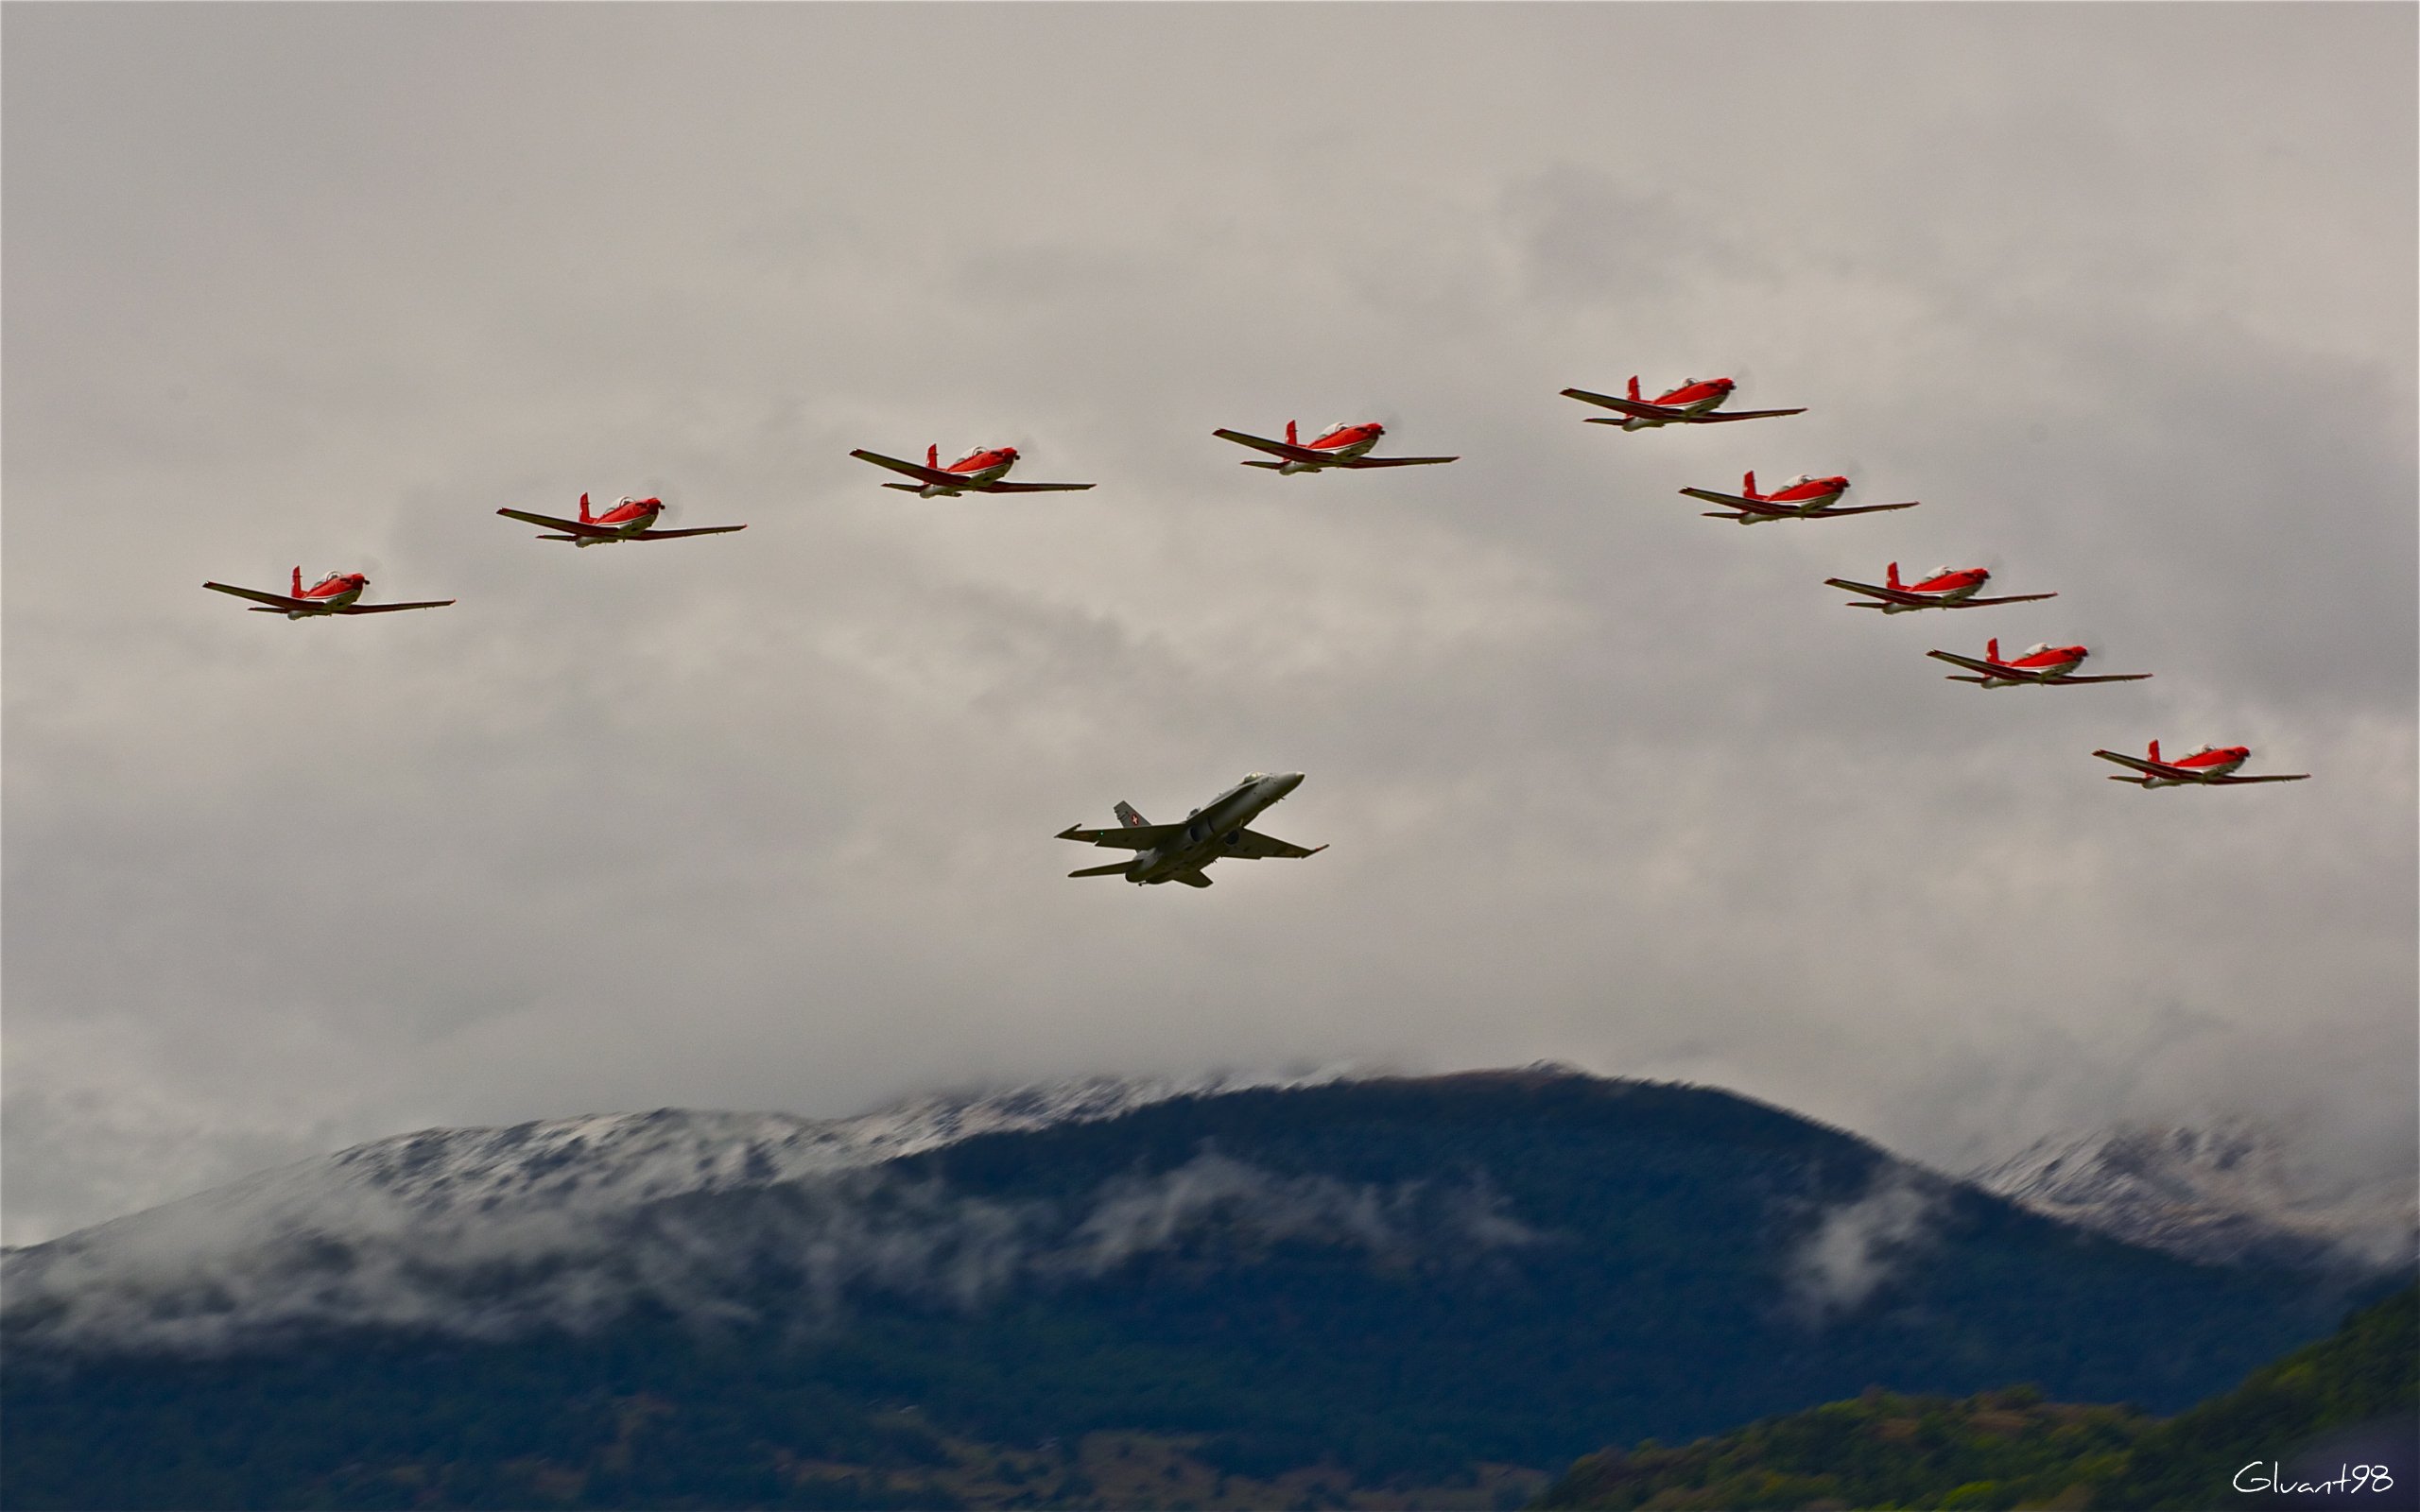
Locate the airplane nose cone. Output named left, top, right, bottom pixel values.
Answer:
left=1274, top=772, right=1305, bottom=795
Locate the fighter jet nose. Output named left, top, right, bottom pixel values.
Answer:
left=1276, top=772, right=1305, bottom=794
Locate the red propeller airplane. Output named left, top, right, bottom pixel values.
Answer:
left=1825, top=562, right=2058, bottom=613
left=1211, top=421, right=1458, bottom=473
left=850, top=444, right=1095, bottom=496
left=1680, top=471, right=1920, bottom=524
left=2093, top=741, right=2308, bottom=787
left=1927, top=638, right=2151, bottom=687
left=496, top=494, right=746, bottom=546
left=1562, top=375, right=1806, bottom=430
left=203, top=568, right=455, bottom=618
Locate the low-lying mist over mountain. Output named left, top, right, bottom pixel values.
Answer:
left=5, top=1070, right=2405, bottom=1508
left=1973, top=1119, right=2418, bottom=1274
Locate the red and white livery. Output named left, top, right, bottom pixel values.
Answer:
left=497, top=493, right=745, bottom=546
left=1927, top=637, right=2151, bottom=687
left=1825, top=562, right=2058, bottom=613
left=850, top=443, right=1095, bottom=496
left=1212, top=421, right=1457, bottom=473
left=1680, top=471, right=1920, bottom=524
left=203, top=567, right=455, bottom=619
left=2093, top=741, right=2308, bottom=787
left=1562, top=375, right=1806, bottom=430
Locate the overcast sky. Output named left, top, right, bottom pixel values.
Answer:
left=6, top=4, right=2413, bottom=1246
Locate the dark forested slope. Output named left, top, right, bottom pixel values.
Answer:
left=1, top=1070, right=2373, bottom=1508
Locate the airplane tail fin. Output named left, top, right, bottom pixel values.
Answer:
left=1068, top=861, right=1132, bottom=879
left=927, top=444, right=940, bottom=469
left=1986, top=637, right=2001, bottom=664
left=1742, top=471, right=1758, bottom=500
left=579, top=492, right=593, bottom=524
left=1114, top=800, right=1150, bottom=829
left=2148, top=739, right=2161, bottom=765
left=1285, top=421, right=1299, bottom=446
left=291, top=565, right=302, bottom=595
left=1887, top=561, right=1902, bottom=590
left=1627, top=376, right=1642, bottom=402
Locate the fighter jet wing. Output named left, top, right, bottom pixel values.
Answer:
left=203, top=581, right=317, bottom=610
left=1224, top=828, right=1328, bottom=861
left=1336, top=455, right=1458, bottom=468
left=851, top=449, right=972, bottom=489
left=631, top=524, right=749, bottom=539
left=2093, top=749, right=2193, bottom=780
left=1212, top=428, right=1331, bottom=464
left=334, top=600, right=457, bottom=613
left=1170, top=870, right=1214, bottom=887
left=973, top=480, right=1095, bottom=493
left=1057, top=821, right=1187, bottom=850
left=498, top=507, right=622, bottom=539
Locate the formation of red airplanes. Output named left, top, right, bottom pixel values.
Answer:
left=203, top=373, right=2305, bottom=793
left=1568, top=371, right=2306, bottom=790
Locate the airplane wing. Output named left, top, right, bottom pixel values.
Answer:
left=1336, top=455, right=1458, bottom=468
left=631, top=524, right=748, bottom=539
left=203, top=581, right=316, bottom=610
left=975, top=480, right=1095, bottom=493
left=1561, top=387, right=1676, bottom=421
left=1808, top=502, right=1922, bottom=517
left=2208, top=772, right=2310, bottom=784
left=1927, top=649, right=2031, bottom=680
left=1213, top=428, right=1331, bottom=464
left=1068, top=860, right=1133, bottom=878
left=1960, top=592, right=2058, bottom=607
left=1824, top=576, right=1935, bottom=608
left=2093, top=749, right=2193, bottom=780
left=334, top=600, right=456, bottom=614
left=497, top=507, right=620, bottom=539
left=1223, top=829, right=1328, bottom=861
left=1676, top=406, right=1807, bottom=422
left=1171, top=869, right=1214, bottom=887
left=1057, top=821, right=1186, bottom=850
left=1679, top=488, right=1796, bottom=515
left=851, top=449, right=969, bottom=489
left=2045, top=672, right=2152, bottom=684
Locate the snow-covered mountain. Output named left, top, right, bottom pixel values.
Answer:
left=1, top=1070, right=1350, bottom=1351
left=1971, top=1121, right=2417, bottom=1272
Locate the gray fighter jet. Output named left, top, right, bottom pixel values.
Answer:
left=1057, top=772, right=1326, bottom=888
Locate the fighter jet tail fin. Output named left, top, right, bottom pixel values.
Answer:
left=1114, top=800, right=1150, bottom=829
left=1171, top=869, right=1214, bottom=887
left=1068, top=861, right=1132, bottom=879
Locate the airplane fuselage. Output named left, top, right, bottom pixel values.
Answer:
left=1128, top=771, right=1305, bottom=884
left=2145, top=747, right=2250, bottom=785
left=1622, top=381, right=1734, bottom=430
left=288, top=576, right=366, bottom=617
left=575, top=500, right=664, bottom=545
left=1882, top=570, right=1988, bottom=610
left=922, top=449, right=1019, bottom=496
left=1277, top=425, right=1383, bottom=474
left=1980, top=648, right=2086, bottom=685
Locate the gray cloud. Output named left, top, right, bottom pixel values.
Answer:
left=5, top=5, right=2412, bottom=1245
left=1787, top=1169, right=1946, bottom=1324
